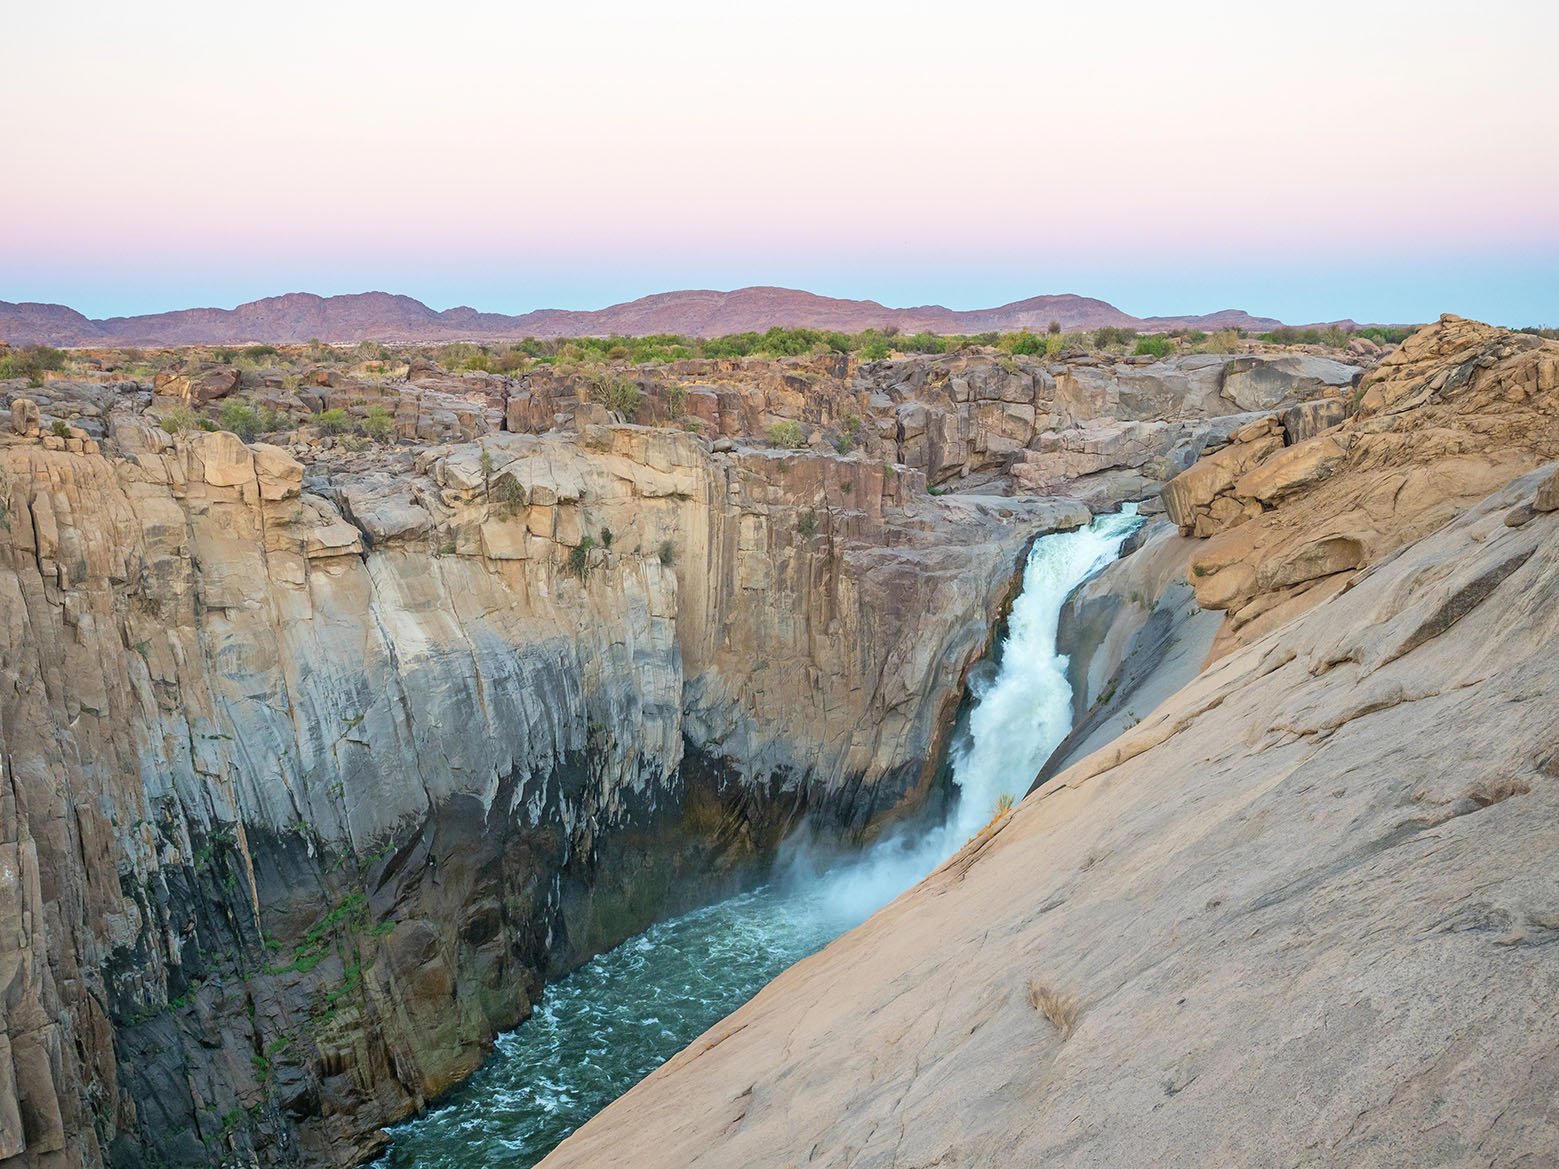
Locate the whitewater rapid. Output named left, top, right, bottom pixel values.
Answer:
left=380, top=507, right=1142, bottom=1168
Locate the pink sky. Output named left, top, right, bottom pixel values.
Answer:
left=4, top=0, right=1556, bottom=323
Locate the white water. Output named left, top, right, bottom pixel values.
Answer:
left=381, top=507, right=1142, bottom=1168
left=781, top=505, right=1144, bottom=929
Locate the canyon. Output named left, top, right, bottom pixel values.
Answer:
left=3, top=315, right=1556, bottom=1168
left=537, top=316, right=1559, bottom=1168
left=0, top=288, right=1353, bottom=348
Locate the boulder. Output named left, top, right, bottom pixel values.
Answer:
left=154, top=365, right=241, bottom=405
left=10, top=398, right=40, bottom=437
left=1534, top=467, right=1559, bottom=513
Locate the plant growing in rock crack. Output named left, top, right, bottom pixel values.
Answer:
left=657, top=539, right=676, bottom=567
left=1027, top=980, right=1080, bottom=1039
left=491, top=474, right=526, bottom=515
left=797, top=510, right=819, bottom=539
left=569, top=535, right=595, bottom=580
left=480, top=448, right=495, bottom=496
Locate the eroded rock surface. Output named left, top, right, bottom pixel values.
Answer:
left=0, top=402, right=1079, bottom=1166
left=539, top=464, right=1559, bottom=1169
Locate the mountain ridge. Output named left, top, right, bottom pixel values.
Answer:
left=0, top=286, right=1354, bottom=347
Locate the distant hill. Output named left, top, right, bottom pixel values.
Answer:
left=0, top=286, right=1334, bottom=347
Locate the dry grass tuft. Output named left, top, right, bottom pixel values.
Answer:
left=1027, top=980, right=1080, bottom=1040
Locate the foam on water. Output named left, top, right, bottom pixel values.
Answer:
left=379, top=507, right=1141, bottom=1167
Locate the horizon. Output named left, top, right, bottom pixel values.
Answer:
left=4, top=280, right=1550, bottom=332
left=5, top=0, right=1558, bottom=326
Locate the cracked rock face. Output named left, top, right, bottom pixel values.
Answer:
left=0, top=410, right=1081, bottom=1166
left=536, top=459, right=1559, bottom=1169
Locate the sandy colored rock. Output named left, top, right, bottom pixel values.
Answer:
left=540, top=467, right=1559, bottom=1169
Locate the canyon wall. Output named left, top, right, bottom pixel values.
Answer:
left=0, top=337, right=1366, bottom=1167
left=0, top=410, right=1079, bottom=1167
left=534, top=318, right=1559, bottom=1169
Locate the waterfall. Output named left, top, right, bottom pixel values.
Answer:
left=796, top=505, right=1144, bottom=927
left=380, top=507, right=1143, bottom=1169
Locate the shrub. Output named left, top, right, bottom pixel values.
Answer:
left=218, top=401, right=259, bottom=440
left=491, top=474, right=526, bottom=513
left=1133, top=336, right=1173, bottom=359
left=601, top=526, right=613, bottom=549
left=657, top=539, right=676, bottom=567
left=1047, top=319, right=1062, bottom=335
left=160, top=406, right=200, bottom=434
left=254, top=404, right=287, bottom=433
left=768, top=420, right=805, bottom=448
left=51, top=419, right=70, bottom=439
left=317, top=407, right=348, bottom=434
left=858, top=337, right=891, bottom=361
left=606, top=377, right=643, bottom=419
left=797, top=510, right=819, bottom=538
left=1092, top=325, right=1138, bottom=349
left=243, top=344, right=278, bottom=361
left=1000, top=330, right=1045, bottom=356
left=832, top=433, right=853, bottom=454
left=1, top=346, right=68, bottom=383
left=666, top=384, right=689, bottom=417
left=1198, top=328, right=1242, bottom=354
left=360, top=405, right=394, bottom=443
left=568, top=535, right=595, bottom=581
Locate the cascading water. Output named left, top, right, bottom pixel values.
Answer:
left=378, top=508, right=1142, bottom=1168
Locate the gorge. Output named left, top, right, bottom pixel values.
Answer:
left=2, top=316, right=1557, bottom=1168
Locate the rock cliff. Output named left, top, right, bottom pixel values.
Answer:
left=0, top=332, right=1375, bottom=1167
left=535, top=321, right=1559, bottom=1167
left=0, top=389, right=1080, bottom=1165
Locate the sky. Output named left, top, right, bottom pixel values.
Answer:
left=4, top=0, right=1556, bottom=325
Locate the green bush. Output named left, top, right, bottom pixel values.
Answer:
left=1133, top=336, right=1173, bottom=358
left=51, top=419, right=70, bottom=439
left=1000, top=330, right=1045, bottom=356
left=317, top=407, right=348, bottom=434
left=218, top=401, right=259, bottom=440
left=606, top=377, right=644, bottom=419
left=242, top=344, right=278, bottom=361
left=768, top=420, right=806, bottom=448
left=797, top=510, right=819, bottom=538
left=0, top=346, right=68, bottom=383
left=360, top=405, right=394, bottom=442
left=569, top=535, right=595, bottom=581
